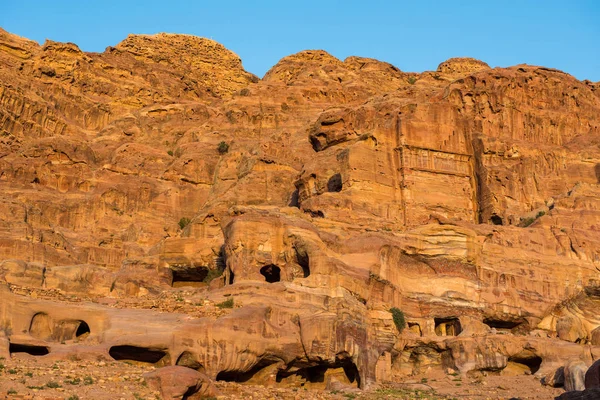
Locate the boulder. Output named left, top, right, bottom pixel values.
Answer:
left=543, top=366, right=565, bottom=387
left=564, top=360, right=588, bottom=391
left=143, top=366, right=219, bottom=399
left=555, top=388, right=600, bottom=399
left=584, top=359, right=600, bottom=389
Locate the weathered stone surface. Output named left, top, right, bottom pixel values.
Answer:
left=143, top=366, right=219, bottom=399
left=565, top=360, right=589, bottom=391
left=0, top=27, right=599, bottom=399
left=544, top=366, right=565, bottom=387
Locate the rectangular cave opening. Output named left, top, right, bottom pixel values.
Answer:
left=170, top=264, right=210, bottom=288
left=109, top=345, right=170, bottom=366
left=9, top=343, right=50, bottom=356
left=276, top=359, right=361, bottom=389
left=483, top=317, right=526, bottom=334
left=434, top=317, right=462, bottom=336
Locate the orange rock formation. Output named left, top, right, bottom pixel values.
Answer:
left=1, top=27, right=599, bottom=397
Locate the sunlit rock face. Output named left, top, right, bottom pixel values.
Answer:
left=1, top=27, right=599, bottom=392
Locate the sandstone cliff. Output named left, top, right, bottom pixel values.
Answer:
left=0, top=28, right=599, bottom=398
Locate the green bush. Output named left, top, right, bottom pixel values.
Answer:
left=203, top=267, right=224, bottom=284
left=217, top=141, right=229, bottom=154
left=216, top=297, right=234, bottom=309
left=178, top=217, right=191, bottom=230
left=390, top=307, right=406, bottom=333
left=408, top=77, right=417, bottom=85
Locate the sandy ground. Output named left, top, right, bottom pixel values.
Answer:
left=0, top=355, right=565, bottom=400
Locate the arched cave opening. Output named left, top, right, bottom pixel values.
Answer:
left=508, top=351, right=542, bottom=374
left=490, top=214, right=503, bottom=225
left=260, top=265, right=281, bottom=283
left=216, top=357, right=280, bottom=383
left=295, top=248, right=310, bottom=278
left=29, top=312, right=52, bottom=340
left=327, top=173, right=343, bottom=192
left=176, top=351, right=204, bottom=372
left=434, top=317, right=462, bottom=336
left=9, top=343, right=50, bottom=356
left=109, top=345, right=169, bottom=365
left=75, top=320, right=91, bottom=337
left=408, top=322, right=422, bottom=336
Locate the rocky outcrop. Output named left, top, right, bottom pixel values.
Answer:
left=565, top=361, right=589, bottom=391
left=0, top=27, right=599, bottom=398
left=585, top=359, right=600, bottom=389
left=143, top=366, right=220, bottom=399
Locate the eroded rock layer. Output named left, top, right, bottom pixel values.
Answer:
left=1, top=27, right=599, bottom=395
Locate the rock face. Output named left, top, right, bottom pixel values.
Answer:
left=0, top=27, right=600, bottom=397
left=143, top=366, right=219, bottom=399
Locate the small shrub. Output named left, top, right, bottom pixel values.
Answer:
left=217, top=141, right=229, bottom=154
left=408, top=77, right=417, bottom=85
left=7, top=389, right=17, bottom=395
left=8, top=369, right=17, bottom=374
left=216, top=297, right=234, bottom=309
left=167, top=150, right=174, bottom=156
left=520, top=217, right=535, bottom=227
left=65, top=377, right=81, bottom=385
left=25, top=372, right=33, bottom=377
left=178, top=217, right=191, bottom=230
left=203, top=267, right=224, bottom=284
left=46, top=381, right=61, bottom=388
left=83, top=376, right=94, bottom=385
left=68, top=396, right=80, bottom=400
left=390, top=307, right=406, bottom=333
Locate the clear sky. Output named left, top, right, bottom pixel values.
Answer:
left=2, top=0, right=599, bottom=81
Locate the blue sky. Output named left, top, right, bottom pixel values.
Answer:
left=2, top=1, right=599, bottom=81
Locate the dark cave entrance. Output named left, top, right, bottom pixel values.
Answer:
left=327, top=173, right=343, bottom=192
left=75, top=320, right=91, bottom=337
left=490, top=214, right=503, bottom=225
left=483, top=317, right=527, bottom=334
left=171, top=264, right=209, bottom=287
left=296, top=248, right=310, bottom=278
left=176, top=351, right=204, bottom=371
left=260, top=265, right=281, bottom=283
left=508, top=351, right=542, bottom=374
left=434, top=317, right=462, bottom=336
left=276, top=359, right=361, bottom=389
left=9, top=343, right=50, bottom=356
left=109, top=345, right=169, bottom=365
left=216, top=357, right=280, bottom=383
